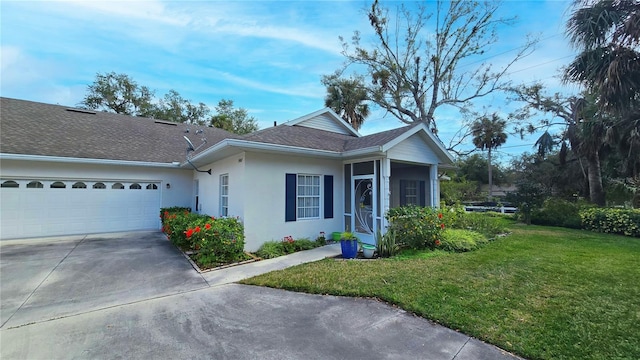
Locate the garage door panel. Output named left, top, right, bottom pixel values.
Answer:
left=1, top=180, right=161, bottom=239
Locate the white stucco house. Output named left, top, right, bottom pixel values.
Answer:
left=0, top=97, right=454, bottom=251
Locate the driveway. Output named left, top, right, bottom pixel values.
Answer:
left=0, top=232, right=521, bottom=359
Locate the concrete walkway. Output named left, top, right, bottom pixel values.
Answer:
left=0, top=231, right=522, bottom=359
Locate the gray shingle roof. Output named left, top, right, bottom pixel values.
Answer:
left=0, top=97, right=239, bottom=163
left=243, top=123, right=415, bottom=153
left=1, top=97, right=427, bottom=163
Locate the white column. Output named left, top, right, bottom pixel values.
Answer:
left=382, top=158, right=391, bottom=232
left=430, top=164, right=439, bottom=207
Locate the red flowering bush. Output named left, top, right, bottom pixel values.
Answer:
left=160, top=207, right=246, bottom=268
left=385, top=205, right=445, bottom=250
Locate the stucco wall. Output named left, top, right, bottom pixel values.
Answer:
left=241, top=152, right=344, bottom=252
left=193, top=152, right=245, bottom=219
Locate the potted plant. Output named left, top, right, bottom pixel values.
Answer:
left=340, top=231, right=358, bottom=259
left=361, top=243, right=376, bottom=258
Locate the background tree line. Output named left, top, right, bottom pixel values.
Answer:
left=323, top=0, right=638, bottom=208
left=80, top=72, right=259, bottom=135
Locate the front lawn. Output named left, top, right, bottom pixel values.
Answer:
left=242, top=226, right=640, bottom=360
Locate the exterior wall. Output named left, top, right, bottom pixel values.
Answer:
left=296, top=114, right=351, bottom=134
left=387, top=133, right=439, bottom=164
left=193, top=152, right=245, bottom=219
left=242, top=152, right=344, bottom=252
left=0, top=159, right=193, bottom=209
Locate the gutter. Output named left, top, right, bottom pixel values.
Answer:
left=0, top=153, right=182, bottom=169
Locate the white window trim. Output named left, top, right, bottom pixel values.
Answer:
left=297, top=174, right=321, bottom=220
left=220, top=173, right=229, bottom=217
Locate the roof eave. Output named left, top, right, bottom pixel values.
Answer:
left=0, top=153, right=183, bottom=168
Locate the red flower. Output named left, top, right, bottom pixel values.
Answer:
left=185, top=228, right=194, bottom=238
left=205, top=223, right=211, bottom=230
left=211, top=216, right=216, bottom=221
left=438, top=213, right=443, bottom=219
left=440, top=223, right=445, bottom=229
left=195, top=226, right=201, bottom=233
left=435, top=240, right=441, bottom=246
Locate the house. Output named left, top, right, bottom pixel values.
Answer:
left=0, top=97, right=454, bottom=251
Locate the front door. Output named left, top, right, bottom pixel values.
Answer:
left=353, top=176, right=375, bottom=245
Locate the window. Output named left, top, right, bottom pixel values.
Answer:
left=297, top=174, right=320, bottom=219
left=112, top=183, right=124, bottom=190
left=404, top=180, right=418, bottom=205
left=93, top=182, right=106, bottom=189
left=129, top=183, right=142, bottom=189
left=1, top=180, right=19, bottom=188
left=399, top=179, right=425, bottom=207
left=72, top=182, right=87, bottom=189
left=27, top=181, right=44, bottom=188
left=220, top=174, right=229, bottom=217
left=50, top=181, right=66, bottom=189
left=146, top=184, right=158, bottom=190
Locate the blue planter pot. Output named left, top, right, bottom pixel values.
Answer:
left=340, top=239, right=358, bottom=259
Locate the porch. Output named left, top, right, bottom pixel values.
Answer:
left=343, top=159, right=440, bottom=245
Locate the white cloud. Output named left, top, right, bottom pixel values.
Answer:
left=206, top=69, right=324, bottom=99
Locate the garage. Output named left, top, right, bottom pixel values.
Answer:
left=0, top=179, right=161, bottom=239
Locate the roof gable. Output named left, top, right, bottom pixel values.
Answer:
left=284, top=108, right=360, bottom=136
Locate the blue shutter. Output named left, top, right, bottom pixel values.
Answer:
left=324, top=175, right=333, bottom=219
left=285, top=174, right=296, bottom=222
left=399, top=180, right=407, bottom=206
left=419, top=180, right=426, bottom=207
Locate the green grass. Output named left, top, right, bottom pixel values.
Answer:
left=241, top=225, right=640, bottom=360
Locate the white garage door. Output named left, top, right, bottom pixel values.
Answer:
left=0, top=179, right=161, bottom=240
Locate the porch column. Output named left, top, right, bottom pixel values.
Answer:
left=430, top=164, right=439, bottom=207
left=382, top=158, right=391, bottom=231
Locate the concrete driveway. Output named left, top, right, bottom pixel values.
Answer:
left=0, top=231, right=522, bottom=359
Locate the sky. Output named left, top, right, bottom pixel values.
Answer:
left=1, top=0, right=583, bottom=163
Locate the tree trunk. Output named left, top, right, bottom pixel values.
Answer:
left=587, top=151, right=606, bottom=206
left=487, top=148, right=493, bottom=201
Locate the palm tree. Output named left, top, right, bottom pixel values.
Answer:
left=564, top=0, right=640, bottom=112
left=322, top=75, right=370, bottom=131
left=471, top=113, right=508, bottom=200
left=564, top=0, right=640, bottom=200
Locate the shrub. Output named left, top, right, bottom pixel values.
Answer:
left=189, top=216, right=246, bottom=267
left=580, top=208, right=640, bottom=237
left=256, top=237, right=323, bottom=259
left=530, top=199, right=583, bottom=229
left=160, top=208, right=247, bottom=268
left=376, top=230, right=400, bottom=258
left=386, top=205, right=445, bottom=250
left=439, top=229, right=488, bottom=252
left=256, top=241, right=286, bottom=259
left=440, top=204, right=509, bottom=237
left=161, top=210, right=203, bottom=250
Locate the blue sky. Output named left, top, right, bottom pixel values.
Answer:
left=1, top=0, right=581, bottom=162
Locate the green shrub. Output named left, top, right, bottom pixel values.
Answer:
left=190, top=217, right=246, bottom=267
left=376, top=230, right=400, bottom=258
left=440, top=204, right=509, bottom=237
left=439, top=228, right=488, bottom=252
left=161, top=211, right=203, bottom=250
left=530, top=199, right=583, bottom=229
left=580, top=208, right=640, bottom=237
left=256, top=241, right=285, bottom=259
left=256, top=237, right=323, bottom=259
left=386, top=205, right=446, bottom=250
left=160, top=209, right=247, bottom=267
